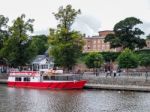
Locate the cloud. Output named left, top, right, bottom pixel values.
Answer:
left=72, top=15, right=101, bottom=36
left=33, top=29, right=49, bottom=36
left=138, top=22, right=150, bottom=37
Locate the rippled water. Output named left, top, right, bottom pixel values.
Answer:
left=0, top=85, right=150, bottom=112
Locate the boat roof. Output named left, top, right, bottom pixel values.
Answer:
left=9, top=71, right=40, bottom=77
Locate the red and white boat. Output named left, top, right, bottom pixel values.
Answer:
left=8, top=71, right=86, bottom=89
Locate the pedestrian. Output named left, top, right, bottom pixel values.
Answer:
left=113, top=70, right=116, bottom=77
left=117, top=67, right=121, bottom=76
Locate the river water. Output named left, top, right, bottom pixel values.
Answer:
left=0, top=85, right=150, bottom=112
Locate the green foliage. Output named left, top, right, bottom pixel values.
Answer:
left=31, top=35, right=48, bottom=55
left=104, top=34, right=121, bottom=48
left=48, top=5, right=84, bottom=70
left=105, top=17, right=146, bottom=50
left=139, top=54, right=150, bottom=68
left=53, top=4, right=81, bottom=30
left=146, top=34, right=150, bottom=40
left=117, top=48, right=139, bottom=69
left=0, top=15, right=9, bottom=49
left=49, top=29, right=84, bottom=70
left=84, top=52, right=104, bottom=69
left=101, top=52, right=120, bottom=62
left=0, top=14, right=36, bottom=67
left=81, top=52, right=120, bottom=63
left=135, top=49, right=150, bottom=54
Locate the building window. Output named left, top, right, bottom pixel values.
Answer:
left=98, top=40, right=101, bottom=43
left=93, top=45, right=96, bottom=49
left=41, top=65, right=48, bottom=69
left=93, top=40, right=97, bottom=44
left=43, top=76, right=50, bottom=80
left=98, top=45, right=101, bottom=48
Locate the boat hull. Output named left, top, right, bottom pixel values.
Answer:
left=8, top=80, right=86, bottom=89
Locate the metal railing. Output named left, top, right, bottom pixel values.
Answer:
left=82, top=72, right=150, bottom=86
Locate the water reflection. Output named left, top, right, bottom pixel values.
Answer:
left=0, top=85, right=150, bottom=112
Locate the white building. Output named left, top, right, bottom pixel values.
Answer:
left=32, top=55, right=54, bottom=72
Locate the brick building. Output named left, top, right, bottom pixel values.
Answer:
left=83, top=30, right=120, bottom=52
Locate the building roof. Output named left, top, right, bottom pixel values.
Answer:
left=32, top=55, right=53, bottom=64
left=84, top=30, right=114, bottom=39
left=98, top=30, right=113, bottom=33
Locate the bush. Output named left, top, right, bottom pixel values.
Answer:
left=117, top=48, right=139, bottom=69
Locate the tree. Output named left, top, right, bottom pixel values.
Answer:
left=101, top=52, right=120, bottom=62
left=146, top=34, right=150, bottom=40
left=53, top=5, right=81, bottom=30
left=0, top=15, right=9, bottom=65
left=1, top=14, right=36, bottom=67
left=105, top=17, right=146, bottom=50
left=139, top=54, right=150, bottom=69
left=0, top=15, right=9, bottom=49
left=117, top=48, right=139, bottom=75
left=85, top=52, right=104, bottom=75
left=139, top=54, right=150, bottom=80
left=48, top=5, right=84, bottom=71
left=31, top=35, right=48, bottom=55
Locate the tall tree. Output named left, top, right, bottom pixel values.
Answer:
left=31, top=35, right=48, bottom=55
left=0, top=15, right=9, bottom=65
left=53, top=5, right=81, bottom=30
left=1, top=14, right=36, bottom=67
left=0, top=15, right=9, bottom=49
left=48, top=5, right=84, bottom=71
left=105, top=17, right=146, bottom=50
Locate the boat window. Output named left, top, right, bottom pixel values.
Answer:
left=42, top=75, right=81, bottom=81
left=51, top=76, right=55, bottom=80
left=43, top=76, right=50, bottom=80
left=15, top=77, right=22, bottom=81
left=24, top=77, right=30, bottom=81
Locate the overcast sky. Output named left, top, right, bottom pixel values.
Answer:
left=1, top=0, right=150, bottom=36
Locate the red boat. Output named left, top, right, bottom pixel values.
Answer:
left=8, top=71, right=86, bottom=89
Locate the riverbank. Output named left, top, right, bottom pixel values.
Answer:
left=1, top=79, right=150, bottom=92
left=84, top=84, right=150, bottom=92
left=0, top=73, right=8, bottom=84
left=82, top=72, right=150, bottom=92
left=0, top=79, right=7, bottom=84
left=1, top=72, right=150, bottom=92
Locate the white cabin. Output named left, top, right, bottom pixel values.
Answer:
left=8, top=71, right=41, bottom=82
